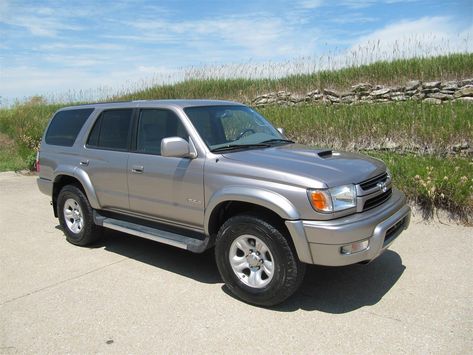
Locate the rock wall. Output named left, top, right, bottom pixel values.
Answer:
left=252, top=79, right=473, bottom=106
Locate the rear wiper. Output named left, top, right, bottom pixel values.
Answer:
left=210, top=143, right=270, bottom=153
left=260, top=139, right=295, bottom=145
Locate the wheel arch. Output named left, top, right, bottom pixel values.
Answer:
left=205, top=187, right=300, bottom=236
left=52, top=168, right=100, bottom=217
left=205, top=187, right=313, bottom=264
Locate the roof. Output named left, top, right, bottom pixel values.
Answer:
left=59, top=99, right=245, bottom=111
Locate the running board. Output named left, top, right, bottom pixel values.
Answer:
left=94, top=213, right=210, bottom=253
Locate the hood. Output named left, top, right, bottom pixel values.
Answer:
left=222, top=144, right=386, bottom=188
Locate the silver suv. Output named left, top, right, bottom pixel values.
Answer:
left=37, top=100, right=410, bottom=306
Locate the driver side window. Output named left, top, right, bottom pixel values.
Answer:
left=136, top=109, right=188, bottom=155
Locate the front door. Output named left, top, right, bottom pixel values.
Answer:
left=127, top=108, right=205, bottom=229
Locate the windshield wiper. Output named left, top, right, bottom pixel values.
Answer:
left=210, top=143, right=271, bottom=153
left=260, top=138, right=295, bottom=145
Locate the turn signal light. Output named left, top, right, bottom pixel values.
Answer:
left=341, top=240, right=369, bottom=255
left=309, top=191, right=331, bottom=212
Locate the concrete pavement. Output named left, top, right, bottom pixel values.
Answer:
left=0, top=172, right=472, bottom=354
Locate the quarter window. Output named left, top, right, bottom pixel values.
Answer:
left=136, top=109, right=187, bottom=155
left=87, top=109, right=133, bottom=150
left=45, top=108, right=94, bottom=146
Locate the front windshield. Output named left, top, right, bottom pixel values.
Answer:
left=184, top=105, right=286, bottom=151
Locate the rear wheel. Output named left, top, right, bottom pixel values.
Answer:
left=215, top=214, right=305, bottom=307
left=57, top=185, right=101, bottom=246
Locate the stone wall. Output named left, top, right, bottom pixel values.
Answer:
left=252, top=79, right=473, bottom=106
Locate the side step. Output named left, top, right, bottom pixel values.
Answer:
left=94, top=213, right=210, bottom=253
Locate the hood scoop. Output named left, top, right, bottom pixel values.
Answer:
left=317, top=150, right=333, bottom=158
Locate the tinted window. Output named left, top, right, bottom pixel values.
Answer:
left=136, top=109, right=187, bottom=155
left=45, top=108, right=94, bottom=146
left=87, top=109, right=132, bottom=150
left=87, top=117, right=100, bottom=147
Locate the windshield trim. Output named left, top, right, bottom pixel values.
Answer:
left=210, top=143, right=272, bottom=153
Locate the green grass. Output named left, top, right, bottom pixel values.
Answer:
left=366, top=152, right=473, bottom=221
left=0, top=103, right=62, bottom=167
left=0, top=132, right=28, bottom=171
left=0, top=145, right=27, bottom=171
left=259, top=101, right=473, bottom=154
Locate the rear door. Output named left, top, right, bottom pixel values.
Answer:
left=82, top=109, right=133, bottom=210
left=127, top=108, right=205, bottom=228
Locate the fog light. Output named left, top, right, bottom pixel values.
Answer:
left=341, top=240, right=369, bottom=255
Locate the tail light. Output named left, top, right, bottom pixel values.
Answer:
left=35, top=151, right=40, bottom=173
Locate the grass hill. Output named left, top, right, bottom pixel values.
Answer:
left=0, top=53, right=472, bottom=221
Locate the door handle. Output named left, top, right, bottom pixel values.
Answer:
left=131, top=165, right=144, bottom=173
left=80, top=159, right=89, bottom=166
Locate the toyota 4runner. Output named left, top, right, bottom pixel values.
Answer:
left=37, top=100, right=411, bottom=306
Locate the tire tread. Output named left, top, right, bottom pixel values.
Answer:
left=215, top=214, right=305, bottom=307
left=57, top=185, right=101, bottom=246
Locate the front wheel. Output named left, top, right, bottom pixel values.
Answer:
left=215, top=215, right=305, bottom=307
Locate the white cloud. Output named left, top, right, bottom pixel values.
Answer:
left=298, top=0, right=324, bottom=9
left=0, top=64, right=181, bottom=105
left=0, top=16, right=79, bottom=37
left=339, top=0, right=377, bottom=9
left=123, top=15, right=319, bottom=58
left=339, top=0, right=420, bottom=8
left=348, top=16, right=473, bottom=63
left=37, top=43, right=125, bottom=51
left=43, top=54, right=105, bottom=67
left=331, top=14, right=377, bottom=24
left=0, top=1, right=84, bottom=37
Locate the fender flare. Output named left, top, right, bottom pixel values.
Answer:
left=204, top=186, right=313, bottom=263
left=204, top=186, right=300, bottom=235
left=53, top=166, right=101, bottom=209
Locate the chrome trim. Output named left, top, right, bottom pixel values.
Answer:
left=355, top=185, right=392, bottom=212
left=105, top=207, right=205, bottom=234
left=356, top=174, right=392, bottom=197
left=103, top=220, right=188, bottom=250
left=355, top=172, right=392, bottom=212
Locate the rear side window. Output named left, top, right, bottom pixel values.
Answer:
left=45, top=108, right=94, bottom=146
left=87, top=109, right=133, bottom=150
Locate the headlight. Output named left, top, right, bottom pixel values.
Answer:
left=308, top=184, right=356, bottom=212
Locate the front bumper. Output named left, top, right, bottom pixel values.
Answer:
left=286, top=188, right=411, bottom=266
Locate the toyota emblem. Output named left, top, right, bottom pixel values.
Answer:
left=377, top=181, right=387, bottom=192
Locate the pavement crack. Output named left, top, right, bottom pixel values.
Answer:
left=0, top=257, right=129, bottom=306
left=361, top=309, right=403, bottom=323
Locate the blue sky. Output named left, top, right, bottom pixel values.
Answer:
left=0, top=0, right=472, bottom=104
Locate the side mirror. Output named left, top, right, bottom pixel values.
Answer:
left=161, top=137, right=193, bottom=158
left=277, top=127, right=285, bottom=135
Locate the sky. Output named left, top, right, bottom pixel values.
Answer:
left=0, top=0, right=472, bottom=105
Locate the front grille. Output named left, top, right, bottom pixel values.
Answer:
left=359, top=172, right=388, bottom=191
left=363, top=188, right=392, bottom=211
left=383, top=217, right=407, bottom=246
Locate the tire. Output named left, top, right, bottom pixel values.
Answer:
left=57, top=185, right=101, bottom=246
left=215, top=214, right=306, bottom=307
